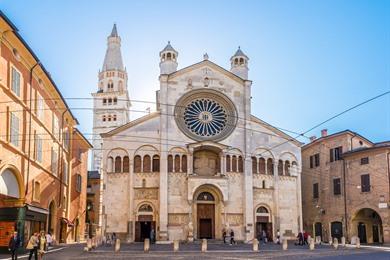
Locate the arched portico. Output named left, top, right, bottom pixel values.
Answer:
left=134, top=202, right=157, bottom=242
left=191, top=184, right=224, bottom=239
left=351, top=208, right=383, bottom=244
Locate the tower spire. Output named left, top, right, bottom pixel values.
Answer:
left=102, top=23, right=124, bottom=71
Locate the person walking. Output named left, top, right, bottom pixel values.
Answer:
left=262, top=230, right=267, bottom=244
left=150, top=228, right=155, bottom=244
left=222, top=229, right=227, bottom=244
left=303, top=231, right=309, bottom=245
left=45, top=232, right=52, bottom=251
left=38, top=231, right=46, bottom=260
left=230, top=230, right=235, bottom=245
left=8, top=231, right=20, bottom=260
left=276, top=230, right=281, bottom=245
left=112, top=233, right=117, bottom=244
left=27, top=232, right=38, bottom=260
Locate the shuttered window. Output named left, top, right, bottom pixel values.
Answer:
left=313, top=183, right=319, bottom=199
left=333, top=178, right=341, bottom=195
left=330, top=146, right=343, bottom=162
left=10, top=112, right=20, bottom=146
left=11, top=67, right=21, bottom=96
left=36, top=134, right=43, bottom=163
left=361, top=174, right=370, bottom=192
left=51, top=148, right=58, bottom=175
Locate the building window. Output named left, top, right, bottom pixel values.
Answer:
left=167, top=155, right=173, bottom=172
left=11, top=67, right=21, bottom=96
left=35, top=134, right=43, bottom=163
left=152, top=155, right=160, bottom=172
left=310, top=153, right=320, bottom=168
left=51, top=148, right=58, bottom=176
left=226, top=155, right=231, bottom=172
left=143, top=155, right=151, bottom=173
left=52, top=114, right=59, bottom=139
left=259, top=157, right=266, bottom=174
left=267, top=158, right=274, bottom=175
left=238, top=156, right=243, bottom=172
left=123, top=156, right=129, bottom=172
left=313, top=183, right=319, bottom=199
left=108, top=98, right=112, bottom=105
left=33, top=181, right=40, bottom=201
left=330, top=146, right=343, bottom=162
left=333, top=178, right=341, bottom=195
left=134, top=155, right=141, bottom=172
left=102, top=115, right=106, bottom=122
left=108, top=115, right=111, bottom=121
left=284, top=161, right=290, bottom=176
left=10, top=112, right=20, bottom=147
left=115, top=156, right=122, bottom=173
left=360, top=157, right=369, bottom=165
left=252, top=157, right=257, bottom=174
left=232, top=155, right=237, bottom=172
left=181, top=155, right=187, bottom=172
left=103, top=98, right=107, bottom=105
left=37, top=94, right=44, bottom=120
left=361, top=174, right=370, bottom=192
left=174, top=155, right=180, bottom=172
left=113, top=114, right=117, bottom=121
left=113, top=98, right=117, bottom=105
left=76, top=174, right=82, bottom=193
left=278, top=160, right=283, bottom=175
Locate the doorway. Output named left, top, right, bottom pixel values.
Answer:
left=196, top=192, right=215, bottom=239
left=331, top=221, right=343, bottom=242
left=372, top=225, right=379, bottom=243
left=358, top=222, right=367, bottom=243
left=135, top=204, right=155, bottom=242
left=255, top=206, right=272, bottom=242
left=314, top=222, right=322, bottom=240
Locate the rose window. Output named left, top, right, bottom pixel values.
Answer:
left=175, top=89, right=237, bottom=141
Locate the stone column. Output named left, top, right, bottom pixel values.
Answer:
left=244, top=156, right=254, bottom=241
left=273, top=161, right=280, bottom=233
left=188, top=148, right=194, bottom=175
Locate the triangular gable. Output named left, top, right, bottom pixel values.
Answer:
left=101, top=112, right=160, bottom=138
left=168, top=60, right=251, bottom=85
left=250, top=115, right=302, bottom=147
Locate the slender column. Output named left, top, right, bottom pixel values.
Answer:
left=188, top=148, right=193, bottom=175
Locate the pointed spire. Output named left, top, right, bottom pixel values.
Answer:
left=102, top=24, right=124, bottom=71
left=110, top=23, right=118, bottom=37
left=160, top=41, right=177, bottom=56
left=231, top=46, right=249, bottom=60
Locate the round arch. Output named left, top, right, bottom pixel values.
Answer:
left=351, top=208, right=383, bottom=244
left=252, top=147, right=276, bottom=159
left=254, top=203, right=274, bottom=242
left=0, top=165, right=25, bottom=199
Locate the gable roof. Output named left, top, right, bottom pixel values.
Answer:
left=250, top=115, right=302, bottom=146
left=101, top=112, right=160, bottom=138
left=167, top=59, right=250, bottom=84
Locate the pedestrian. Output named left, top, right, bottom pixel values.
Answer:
left=38, top=230, right=46, bottom=260
left=230, top=230, right=235, bottom=245
left=8, top=231, right=20, bottom=260
left=276, top=229, right=281, bottom=245
left=297, top=232, right=303, bottom=246
left=27, top=232, right=38, bottom=260
left=112, top=232, right=117, bottom=244
left=222, top=229, right=227, bottom=244
left=262, top=230, right=267, bottom=244
left=45, top=232, right=52, bottom=251
left=303, top=231, right=308, bottom=245
left=150, top=227, right=155, bottom=244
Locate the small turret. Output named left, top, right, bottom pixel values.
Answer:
left=230, top=47, right=249, bottom=80
left=159, top=41, right=178, bottom=75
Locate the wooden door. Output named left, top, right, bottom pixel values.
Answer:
left=197, top=204, right=215, bottom=239
left=135, top=222, right=141, bottom=242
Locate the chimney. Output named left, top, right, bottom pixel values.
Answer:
left=310, top=136, right=317, bottom=142
left=321, top=129, right=328, bottom=137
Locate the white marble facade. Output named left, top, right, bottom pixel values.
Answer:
left=95, top=26, right=302, bottom=242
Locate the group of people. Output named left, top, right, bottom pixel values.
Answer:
left=295, top=230, right=309, bottom=246
left=7, top=230, right=52, bottom=260
left=222, top=229, right=236, bottom=245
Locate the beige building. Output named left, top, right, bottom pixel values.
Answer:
left=95, top=26, right=303, bottom=243
left=301, top=129, right=390, bottom=244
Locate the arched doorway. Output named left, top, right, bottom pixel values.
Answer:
left=135, top=203, right=155, bottom=242
left=255, top=206, right=272, bottom=242
left=193, top=185, right=224, bottom=240
left=352, top=208, right=383, bottom=244
left=47, top=201, right=56, bottom=236
left=331, top=221, right=343, bottom=242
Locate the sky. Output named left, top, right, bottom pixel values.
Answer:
left=1, top=0, right=389, bottom=143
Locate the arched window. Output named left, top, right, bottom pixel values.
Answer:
left=107, top=157, right=113, bottom=172
left=0, top=169, right=20, bottom=198
left=232, top=155, right=237, bottom=172
left=197, top=192, right=215, bottom=201
left=139, top=204, right=153, bottom=212
left=108, top=98, right=112, bottom=105
left=108, top=115, right=111, bottom=121
left=262, top=180, right=266, bottom=189
left=174, top=155, right=180, bottom=172
left=113, top=114, right=117, bottom=121
left=252, top=157, right=257, bottom=174
left=167, top=52, right=171, bottom=60
left=285, top=161, right=290, bottom=176
left=152, top=155, right=160, bottom=172
left=234, top=58, right=238, bottom=65
left=168, top=155, right=173, bottom=172
left=143, top=155, right=151, bottom=173
left=173, top=54, right=176, bottom=60
left=278, top=160, right=283, bottom=176
left=103, top=98, right=107, bottom=105
left=226, top=155, right=231, bottom=172
left=102, top=115, right=106, bottom=122
left=238, top=156, right=243, bottom=172
left=162, top=53, right=166, bottom=60
left=257, top=206, right=268, bottom=213
left=114, top=156, right=122, bottom=173
left=239, top=57, right=244, bottom=65
left=267, top=158, right=274, bottom=175
left=134, top=155, right=141, bottom=172
left=113, top=98, right=117, bottom=105
left=181, top=155, right=187, bottom=172
left=123, top=156, right=129, bottom=172
left=259, top=158, right=266, bottom=174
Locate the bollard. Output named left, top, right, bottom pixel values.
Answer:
left=282, top=239, right=288, bottom=250
left=144, top=238, right=150, bottom=252
left=115, top=238, right=121, bottom=252
left=333, top=238, right=339, bottom=250
left=173, top=240, right=179, bottom=252
left=253, top=239, right=259, bottom=252
left=341, top=237, right=346, bottom=247
left=201, top=239, right=207, bottom=252
left=87, top=238, right=92, bottom=251
left=356, top=237, right=360, bottom=249
left=309, top=238, right=315, bottom=250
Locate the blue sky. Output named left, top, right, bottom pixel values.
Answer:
left=1, top=0, right=389, bottom=143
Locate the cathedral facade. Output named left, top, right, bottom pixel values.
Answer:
left=93, top=25, right=303, bottom=242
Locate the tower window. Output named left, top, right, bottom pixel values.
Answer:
left=102, top=115, right=106, bottom=122
left=107, top=81, right=114, bottom=91
left=108, top=98, right=112, bottom=105
left=113, top=115, right=117, bottom=121
left=113, top=98, right=117, bottom=105
left=103, top=98, right=107, bottom=105
left=167, top=52, right=171, bottom=60
left=172, top=54, right=176, bottom=59
left=239, top=58, right=244, bottom=65
left=234, top=58, right=238, bottom=65
left=108, top=115, right=111, bottom=121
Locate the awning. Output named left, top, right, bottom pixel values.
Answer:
left=26, top=205, right=49, bottom=215
left=62, top=217, right=74, bottom=227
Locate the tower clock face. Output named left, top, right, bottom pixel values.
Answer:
left=175, top=89, right=237, bottom=141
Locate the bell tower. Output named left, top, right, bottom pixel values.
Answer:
left=230, top=47, right=249, bottom=80
left=159, top=41, right=178, bottom=75
left=91, top=24, right=131, bottom=170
